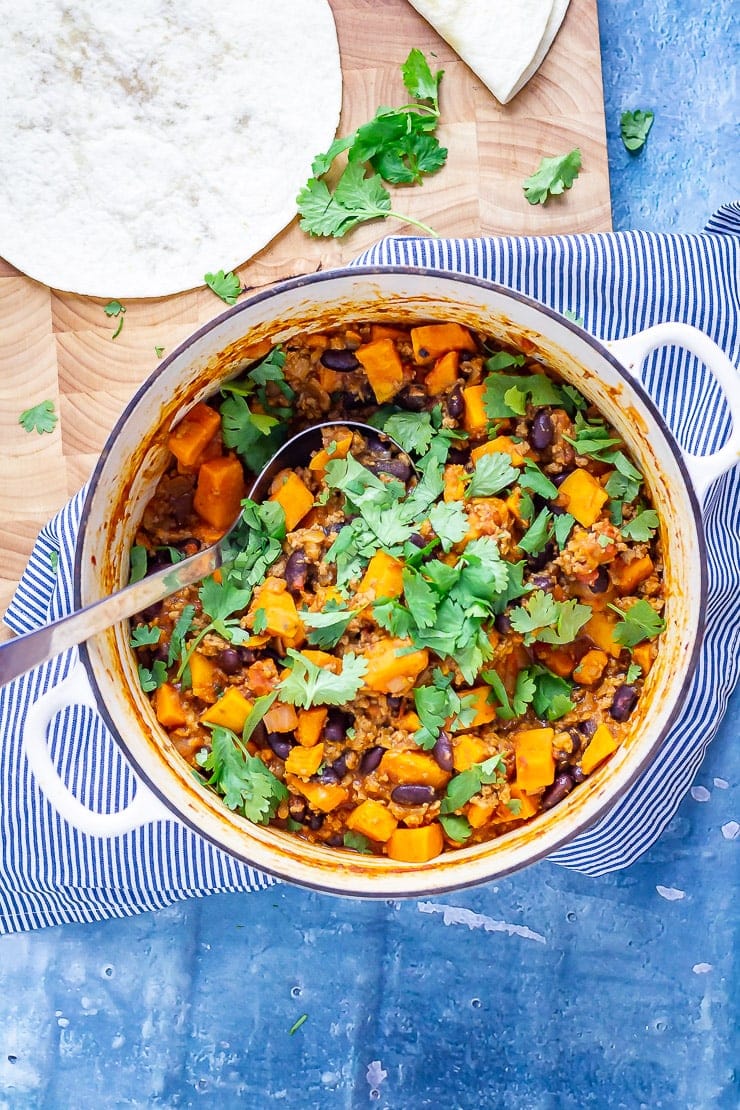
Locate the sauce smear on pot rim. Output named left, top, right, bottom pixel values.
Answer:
left=129, top=320, right=666, bottom=862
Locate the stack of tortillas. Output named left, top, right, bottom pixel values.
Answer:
left=0, top=0, right=342, bottom=298
left=408, top=0, right=570, bottom=104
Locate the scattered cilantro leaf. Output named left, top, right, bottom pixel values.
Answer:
left=620, top=109, right=654, bottom=152
left=196, top=725, right=287, bottom=820
left=403, top=566, right=439, bottom=630
left=301, top=604, right=356, bottom=649
left=155, top=345, right=165, bottom=359
left=137, top=660, right=167, bottom=693
left=49, top=550, right=59, bottom=573
left=468, top=452, right=519, bottom=497
left=103, top=300, right=126, bottom=338
left=482, top=667, right=536, bottom=720
left=428, top=500, right=468, bottom=551
left=439, top=813, right=472, bottom=842
left=563, top=309, right=586, bottom=328
left=523, top=148, right=582, bottom=205
left=609, top=599, right=666, bottom=648
left=168, top=604, right=196, bottom=667
left=529, top=666, right=575, bottom=721
left=381, top=411, right=435, bottom=456
left=485, top=351, right=526, bottom=372
left=538, top=598, right=592, bottom=646
left=252, top=608, right=268, bottom=634
left=509, top=589, right=559, bottom=642
left=440, top=755, right=506, bottom=813
left=19, top=400, right=58, bottom=435
left=554, top=512, right=576, bottom=549
left=289, top=1014, right=309, bottom=1036
left=278, top=649, right=368, bottom=708
left=625, top=662, right=642, bottom=684
left=519, top=460, right=558, bottom=500
left=129, top=624, right=161, bottom=649
left=401, top=46, right=444, bottom=109
left=483, top=371, right=564, bottom=418
left=242, top=691, right=279, bottom=744
left=205, top=270, right=242, bottom=305
left=506, top=798, right=523, bottom=816
left=620, top=509, right=659, bottom=541
left=518, top=507, right=552, bottom=556
left=129, top=545, right=148, bottom=584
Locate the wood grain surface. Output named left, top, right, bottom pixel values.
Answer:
left=0, top=0, right=610, bottom=620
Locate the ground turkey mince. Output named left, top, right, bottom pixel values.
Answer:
left=129, top=320, right=666, bottom=863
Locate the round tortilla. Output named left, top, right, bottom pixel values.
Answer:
left=0, top=0, right=342, bottom=297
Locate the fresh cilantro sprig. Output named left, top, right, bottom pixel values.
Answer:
left=104, top=300, right=126, bottom=339
left=18, top=400, right=58, bottom=435
left=129, top=624, right=162, bottom=649
left=301, top=602, right=357, bottom=650
left=297, top=49, right=445, bottom=239
left=205, top=270, right=242, bottom=305
left=440, top=755, right=507, bottom=816
left=620, top=509, right=659, bottom=542
left=523, top=149, right=582, bottom=206
left=609, top=599, right=665, bottom=648
left=467, top=452, right=519, bottom=498
left=483, top=370, right=565, bottom=418
left=509, top=589, right=591, bottom=647
left=277, top=649, right=368, bottom=709
left=220, top=347, right=293, bottom=474
left=196, top=725, right=287, bottom=821
left=129, top=545, right=148, bottom=584
left=412, top=669, right=477, bottom=749
left=620, top=110, right=654, bottom=152
left=137, top=660, right=167, bottom=693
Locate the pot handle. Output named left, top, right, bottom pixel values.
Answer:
left=609, top=323, right=740, bottom=500
left=22, top=663, right=171, bottom=837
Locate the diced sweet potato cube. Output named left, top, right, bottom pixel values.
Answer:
left=249, top=576, right=305, bottom=645
left=452, top=733, right=488, bottom=772
left=581, top=723, right=620, bottom=775
left=299, top=649, right=342, bottom=673
left=295, top=707, right=328, bottom=747
left=168, top=402, right=222, bottom=468
left=573, top=649, right=609, bottom=687
left=284, top=742, right=324, bottom=778
left=462, top=385, right=488, bottom=434
left=346, top=799, right=398, bottom=842
left=466, top=797, right=498, bottom=829
left=443, top=464, right=468, bottom=502
left=379, top=749, right=450, bottom=790
left=585, top=610, right=622, bottom=658
left=355, top=338, right=405, bottom=403
left=557, top=469, right=609, bottom=527
left=309, top=432, right=354, bottom=474
left=410, top=323, right=474, bottom=365
left=425, top=350, right=460, bottom=393
left=269, top=470, right=315, bottom=532
left=189, top=652, right=218, bottom=703
left=359, top=550, right=405, bottom=599
left=386, top=823, right=444, bottom=862
left=632, top=641, right=656, bottom=674
left=466, top=685, right=497, bottom=726
left=201, top=687, right=253, bottom=733
left=514, top=727, right=556, bottom=793
left=291, top=778, right=349, bottom=814
left=193, top=454, right=246, bottom=531
left=397, top=711, right=422, bottom=732
left=471, top=436, right=527, bottom=467
left=153, top=683, right=187, bottom=728
left=495, top=785, right=539, bottom=823
left=362, top=639, right=429, bottom=695
left=534, top=643, right=579, bottom=678
left=610, top=555, right=654, bottom=595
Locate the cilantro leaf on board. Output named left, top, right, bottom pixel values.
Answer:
left=467, top=452, right=519, bottom=497
left=277, top=649, right=368, bottom=708
left=620, top=508, right=659, bottom=541
left=620, top=109, right=654, bottom=152
left=129, top=624, right=162, bottom=649
left=19, top=399, right=59, bottom=435
left=196, top=726, right=287, bottom=820
left=609, top=599, right=666, bottom=648
left=204, top=269, right=242, bottom=305
left=401, top=47, right=444, bottom=109
left=523, top=148, right=582, bottom=205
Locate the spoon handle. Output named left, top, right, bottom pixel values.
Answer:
left=0, top=545, right=221, bottom=688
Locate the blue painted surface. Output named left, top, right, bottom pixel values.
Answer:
left=1, top=3, right=738, bottom=1107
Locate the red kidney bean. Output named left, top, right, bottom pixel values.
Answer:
left=386, top=696, right=403, bottom=713
left=330, top=752, right=348, bottom=778
left=251, top=721, right=267, bottom=748
left=218, top=647, right=242, bottom=674
left=238, top=646, right=256, bottom=665
left=610, top=685, right=638, bottom=721
left=541, top=773, right=574, bottom=809
left=527, top=542, right=555, bottom=573
left=267, top=733, right=293, bottom=760
left=320, top=348, right=360, bottom=371
left=359, top=745, right=384, bottom=775
left=399, top=384, right=428, bottom=411
left=572, top=766, right=587, bottom=784
left=529, top=410, right=553, bottom=450
left=284, top=550, right=308, bottom=594
left=446, top=384, right=464, bottom=419
left=590, top=567, right=610, bottom=594
left=578, top=717, right=598, bottom=739
left=324, top=709, right=351, bottom=742
left=319, top=766, right=341, bottom=784
left=306, top=811, right=324, bottom=831
left=391, top=784, right=436, bottom=805
left=552, top=470, right=572, bottom=487
left=495, top=612, right=512, bottom=634
left=432, top=730, right=454, bottom=772
left=369, top=458, right=412, bottom=482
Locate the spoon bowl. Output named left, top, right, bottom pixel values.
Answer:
left=0, top=420, right=409, bottom=687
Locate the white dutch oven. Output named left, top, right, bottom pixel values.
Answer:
left=21, top=268, right=740, bottom=896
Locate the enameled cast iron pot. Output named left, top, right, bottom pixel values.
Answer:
left=22, top=268, right=740, bottom=897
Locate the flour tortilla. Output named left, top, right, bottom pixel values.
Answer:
left=0, top=0, right=342, bottom=297
left=408, top=0, right=568, bottom=104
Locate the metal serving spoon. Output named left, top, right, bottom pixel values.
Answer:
left=0, top=420, right=412, bottom=687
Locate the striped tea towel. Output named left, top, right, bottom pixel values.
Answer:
left=2, top=204, right=739, bottom=933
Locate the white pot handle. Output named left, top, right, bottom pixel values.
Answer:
left=609, top=323, right=740, bottom=501
left=22, top=663, right=171, bottom=837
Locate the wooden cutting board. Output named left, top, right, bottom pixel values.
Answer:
left=0, top=0, right=610, bottom=619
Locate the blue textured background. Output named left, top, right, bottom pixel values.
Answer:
left=1, top=3, right=738, bottom=1107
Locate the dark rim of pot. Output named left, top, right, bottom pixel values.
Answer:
left=74, top=265, right=708, bottom=897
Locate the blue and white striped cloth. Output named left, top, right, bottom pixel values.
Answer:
left=1, top=205, right=738, bottom=933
